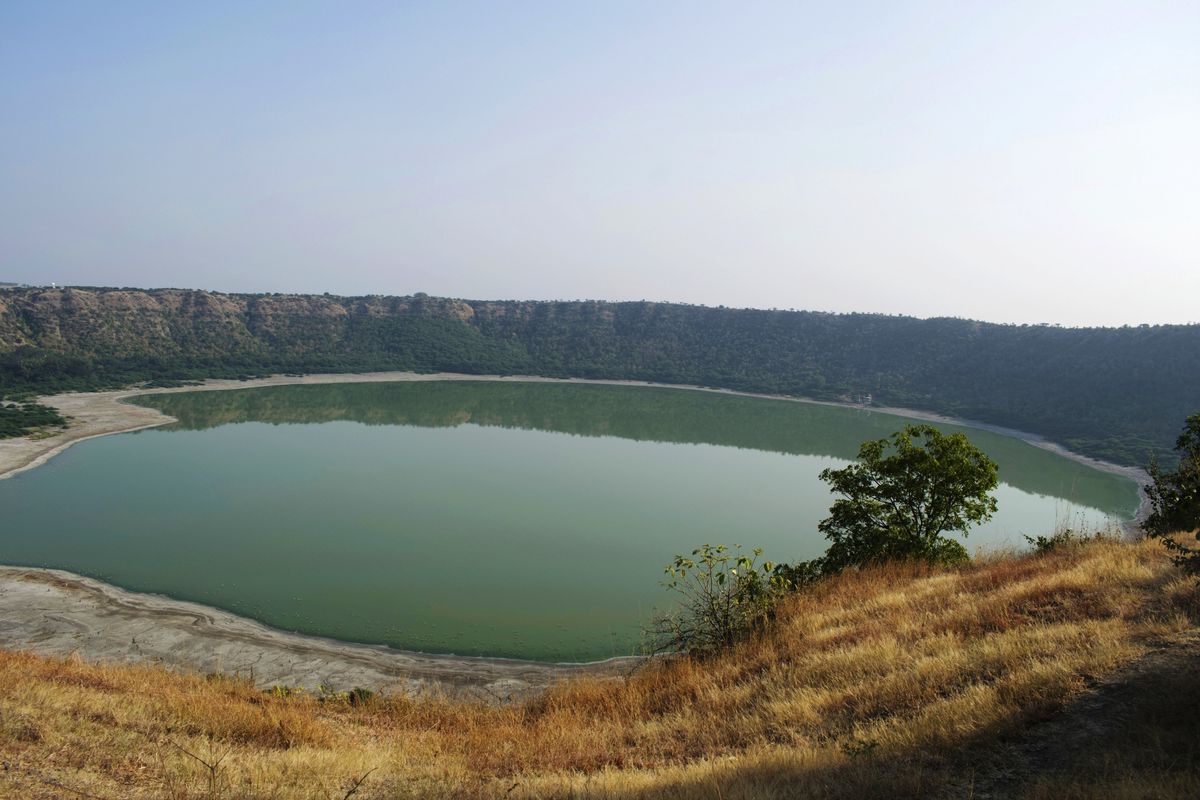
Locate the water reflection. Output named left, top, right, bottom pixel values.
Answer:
left=137, top=381, right=1139, bottom=518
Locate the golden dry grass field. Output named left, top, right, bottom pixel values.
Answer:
left=1, top=537, right=1197, bottom=799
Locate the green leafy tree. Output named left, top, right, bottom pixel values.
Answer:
left=816, top=424, right=999, bottom=570
left=650, top=544, right=791, bottom=655
left=1144, top=413, right=1200, bottom=575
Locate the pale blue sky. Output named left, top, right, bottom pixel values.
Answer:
left=2, top=1, right=1197, bottom=325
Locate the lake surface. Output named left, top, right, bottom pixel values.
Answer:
left=0, top=381, right=1140, bottom=661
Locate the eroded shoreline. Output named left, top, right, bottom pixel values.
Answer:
left=0, top=565, right=636, bottom=699
left=0, top=371, right=1148, bottom=695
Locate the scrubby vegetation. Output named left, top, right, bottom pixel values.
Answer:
left=1, top=537, right=1195, bottom=799
left=0, top=399, right=66, bottom=439
left=1023, top=526, right=1114, bottom=556
left=654, top=426, right=1003, bottom=658
left=1145, top=413, right=1200, bottom=575
left=652, top=544, right=791, bottom=655
left=2, top=286, right=1199, bottom=465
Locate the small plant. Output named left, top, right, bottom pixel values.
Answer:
left=317, top=682, right=350, bottom=703
left=771, top=557, right=827, bottom=589
left=313, top=683, right=376, bottom=705
left=1025, top=529, right=1088, bottom=554
left=649, top=544, right=790, bottom=655
left=165, top=736, right=233, bottom=800
left=841, top=737, right=880, bottom=758
left=1024, top=516, right=1118, bottom=555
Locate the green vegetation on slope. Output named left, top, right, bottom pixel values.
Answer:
left=0, top=400, right=66, bottom=439
left=1146, top=413, right=1200, bottom=573
left=661, top=426, right=1002, bottom=655
left=3, top=286, right=1198, bottom=465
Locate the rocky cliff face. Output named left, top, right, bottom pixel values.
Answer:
left=0, top=288, right=701, bottom=372
left=0, top=288, right=482, bottom=359
left=1, top=288, right=245, bottom=356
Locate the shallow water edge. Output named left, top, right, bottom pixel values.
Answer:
left=0, top=564, right=637, bottom=699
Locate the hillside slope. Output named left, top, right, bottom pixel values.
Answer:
left=1, top=538, right=1195, bottom=799
left=2, top=286, right=1198, bottom=465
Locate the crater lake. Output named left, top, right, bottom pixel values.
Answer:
left=0, top=381, right=1141, bottom=661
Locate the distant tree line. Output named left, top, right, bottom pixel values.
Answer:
left=1, top=287, right=1197, bottom=465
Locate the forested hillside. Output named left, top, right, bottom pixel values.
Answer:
left=1, top=286, right=1197, bottom=466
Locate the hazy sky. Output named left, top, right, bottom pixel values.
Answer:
left=2, top=2, right=1197, bottom=325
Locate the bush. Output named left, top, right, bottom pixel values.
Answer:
left=1144, top=413, right=1200, bottom=575
left=772, top=558, right=827, bottom=590
left=650, top=544, right=791, bottom=655
left=1024, top=527, right=1112, bottom=555
left=0, top=400, right=67, bottom=439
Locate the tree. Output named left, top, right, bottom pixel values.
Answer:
left=816, top=424, right=999, bottom=570
left=1143, top=413, right=1200, bottom=575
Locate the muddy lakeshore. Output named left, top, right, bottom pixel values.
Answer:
left=0, top=565, right=636, bottom=700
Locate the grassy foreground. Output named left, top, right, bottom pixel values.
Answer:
left=1, top=538, right=1197, bottom=799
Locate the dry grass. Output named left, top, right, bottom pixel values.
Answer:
left=1, top=537, right=1196, bottom=799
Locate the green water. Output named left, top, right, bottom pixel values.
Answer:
left=0, top=381, right=1140, bottom=661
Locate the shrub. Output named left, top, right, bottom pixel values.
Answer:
left=1024, top=527, right=1112, bottom=555
left=1144, top=413, right=1200, bottom=575
left=650, top=544, right=790, bottom=655
left=0, top=400, right=67, bottom=439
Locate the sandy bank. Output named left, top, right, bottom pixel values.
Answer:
left=0, top=565, right=635, bottom=700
